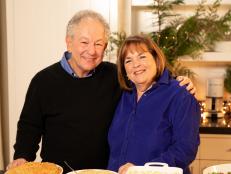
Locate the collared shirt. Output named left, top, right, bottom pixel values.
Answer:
left=60, top=51, right=95, bottom=78
left=107, top=69, right=200, bottom=174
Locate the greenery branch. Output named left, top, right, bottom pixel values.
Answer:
left=107, top=0, right=231, bottom=77
left=224, top=66, right=231, bottom=94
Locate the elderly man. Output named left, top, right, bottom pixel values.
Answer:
left=7, top=10, right=195, bottom=173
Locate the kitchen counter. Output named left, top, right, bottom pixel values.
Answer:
left=199, top=115, right=231, bottom=134
left=200, top=126, right=231, bottom=134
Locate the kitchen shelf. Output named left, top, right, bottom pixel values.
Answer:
left=132, top=0, right=231, bottom=6
left=178, top=52, right=231, bottom=66
left=130, top=0, right=231, bottom=36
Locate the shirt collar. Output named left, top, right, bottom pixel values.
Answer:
left=60, top=51, right=95, bottom=78
left=156, top=68, right=171, bottom=85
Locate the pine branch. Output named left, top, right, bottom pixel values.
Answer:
left=225, top=66, right=231, bottom=93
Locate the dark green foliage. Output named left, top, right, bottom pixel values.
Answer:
left=149, top=0, right=231, bottom=76
left=148, top=0, right=184, bottom=32
left=176, top=16, right=204, bottom=55
left=108, top=0, right=231, bottom=77
left=109, top=31, right=127, bottom=50
left=151, top=0, right=231, bottom=53
left=224, top=66, right=231, bottom=93
left=107, top=31, right=127, bottom=57
left=193, top=0, right=231, bottom=50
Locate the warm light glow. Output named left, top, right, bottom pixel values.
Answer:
left=201, top=112, right=207, bottom=120
left=199, top=101, right=206, bottom=114
left=222, top=119, right=226, bottom=125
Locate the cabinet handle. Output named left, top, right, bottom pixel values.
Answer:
left=227, top=148, right=231, bottom=152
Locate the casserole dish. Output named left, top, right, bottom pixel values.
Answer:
left=126, top=162, right=183, bottom=174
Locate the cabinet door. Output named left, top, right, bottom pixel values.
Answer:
left=200, top=135, right=231, bottom=160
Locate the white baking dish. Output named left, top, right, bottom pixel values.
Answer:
left=126, top=162, right=183, bottom=174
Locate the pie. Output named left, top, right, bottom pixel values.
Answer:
left=6, top=162, right=63, bottom=174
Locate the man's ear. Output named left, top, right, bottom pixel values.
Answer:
left=66, top=36, right=72, bottom=52
left=104, top=42, right=108, bottom=51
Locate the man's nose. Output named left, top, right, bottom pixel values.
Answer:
left=87, top=43, right=96, bottom=55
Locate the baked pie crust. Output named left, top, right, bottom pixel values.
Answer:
left=6, top=162, right=63, bottom=174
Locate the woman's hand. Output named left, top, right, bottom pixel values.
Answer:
left=118, top=163, right=135, bottom=174
left=6, top=158, right=27, bottom=170
left=176, top=76, right=196, bottom=95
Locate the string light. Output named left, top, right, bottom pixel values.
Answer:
left=222, top=100, right=231, bottom=114
left=199, top=101, right=206, bottom=114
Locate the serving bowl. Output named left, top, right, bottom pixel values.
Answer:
left=67, top=169, right=117, bottom=174
left=203, top=163, right=231, bottom=174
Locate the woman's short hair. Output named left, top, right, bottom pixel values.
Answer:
left=66, top=10, right=110, bottom=42
left=117, top=35, right=166, bottom=91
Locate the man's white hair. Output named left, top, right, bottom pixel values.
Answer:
left=66, top=10, right=110, bottom=42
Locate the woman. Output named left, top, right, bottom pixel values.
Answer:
left=107, top=35, right=200, bottom=174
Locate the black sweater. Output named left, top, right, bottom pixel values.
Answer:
left=14, top=62, right=122, bottom=173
